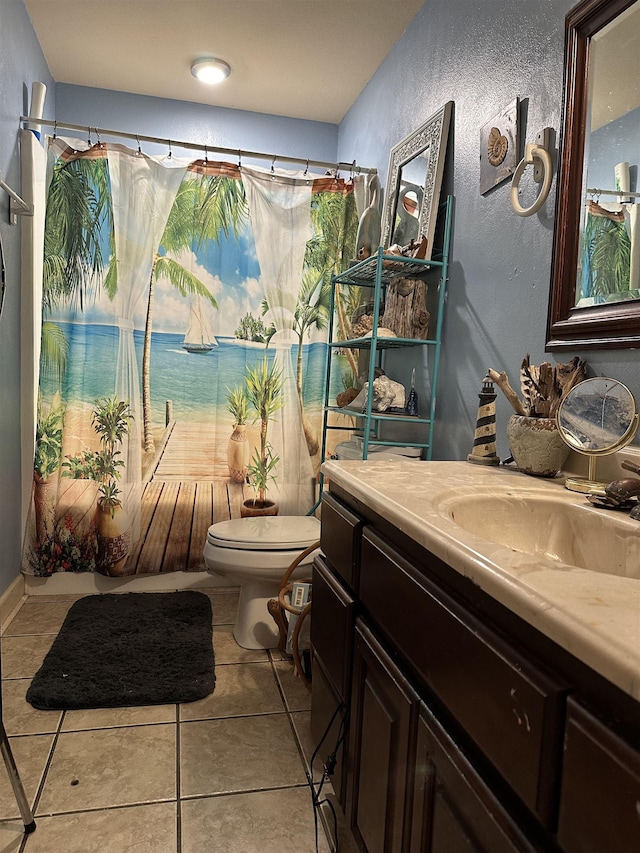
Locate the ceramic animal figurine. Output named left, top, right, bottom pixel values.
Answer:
left=356, top=175, right=382, bottom=260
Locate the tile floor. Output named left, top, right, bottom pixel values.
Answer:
left=0, top=589, right=351, bottom=853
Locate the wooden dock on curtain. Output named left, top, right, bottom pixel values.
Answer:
left=132, top=419, right=251, bottom=574
left=54, top=419, right=252, bottom=575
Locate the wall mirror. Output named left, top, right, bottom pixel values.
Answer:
left=548, top=0, right=640, bottom=350
left=381, top=101, right=453, bottom=258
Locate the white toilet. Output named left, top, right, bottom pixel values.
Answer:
left=203, top=515, right=321, bottom=649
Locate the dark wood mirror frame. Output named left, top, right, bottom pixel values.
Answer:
left=547, top=0, right=640, bottom=351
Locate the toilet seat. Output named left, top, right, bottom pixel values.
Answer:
left=206, top=516, right=320, bottom=551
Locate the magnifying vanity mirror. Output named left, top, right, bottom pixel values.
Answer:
left=557, top=377, right=639, bottom=492
left=548, top=0, right=640, bottom=349
left=381, top=101, right=453, bottom=257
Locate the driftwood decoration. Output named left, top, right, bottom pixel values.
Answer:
left=520, top=354, right=586, bottom=417
left=489, top=356, right=587, bottom=418
left=487, top=369, right=527, bottom=416
left=381, top=278, right=430, bottom=339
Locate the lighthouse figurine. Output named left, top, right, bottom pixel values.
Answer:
left=467, top=374, right=501, bottom=465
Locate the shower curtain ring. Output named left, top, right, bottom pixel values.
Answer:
left=271, top=154, right=276, bottom=179
left=95, top=128, right=102, bottom=146
left=238, top=150, right=242, bottom=170
left=87, top=126, right=92, bottom=146
left=204, top=144, right=209, bottom=164
left=53, top=121, right=57, bottom=139
left=136, top=135, right=142, bottom=155
left=304, top=159, right=309, bottom=177
left=168, top=139, right=173, bottom=159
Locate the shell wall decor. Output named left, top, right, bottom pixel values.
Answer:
left=480, top=98, right=519, bottom=194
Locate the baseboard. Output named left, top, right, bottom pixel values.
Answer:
left=0, top=574, right=26, bottom=630
left=24, top=570, right=236, bottom=597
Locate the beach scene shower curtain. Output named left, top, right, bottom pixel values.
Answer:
left=23, top=137, right=357, bottom=577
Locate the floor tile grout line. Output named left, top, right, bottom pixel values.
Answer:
left=26, top=703, right=67, bottom=827
left=180, top=781, right=311, bottom=802
left=267, top=650, right=318, bottom=790
left=175, top=704, right=182, bottom=853
left=20, top=796, right=179, bottom=821
left=13, top=784, right=313, bottom=823
left=267, top=650, right=334, bottom=852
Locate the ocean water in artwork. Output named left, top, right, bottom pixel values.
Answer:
left=41, top=322, right=330, bottom=427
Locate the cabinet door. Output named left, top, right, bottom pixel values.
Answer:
left=311, top=555, right=355, bottom=699
left=310, top=555, right=355, bottom=809
left=557, top=697, right=640, bottom=853
left=311, top=655, right=348, bottom=807
left=411, top=704, right=540, bottom=853
left=348, top=619, right=420, bottom=853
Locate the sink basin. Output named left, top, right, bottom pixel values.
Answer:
left=438, top=490, right=640, bottom=578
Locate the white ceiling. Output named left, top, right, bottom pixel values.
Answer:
left=24, top=0, right=425, bottom=124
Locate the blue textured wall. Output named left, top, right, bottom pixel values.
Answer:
left=338, top=0, right=640, bottom=460
left=0, top=0, right=54, bottom=595
left=55, top=85, right=339, bottom=166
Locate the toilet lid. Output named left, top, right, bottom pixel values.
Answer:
left=207, top=516, right=320, bottom=550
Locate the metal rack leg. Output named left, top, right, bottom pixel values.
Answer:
left=0, top=723, right=36, bottom=833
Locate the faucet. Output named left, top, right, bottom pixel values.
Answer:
left=602, top=460, right=640, bottom=519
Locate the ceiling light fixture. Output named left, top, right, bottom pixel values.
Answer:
left=190, top=58, right=231, bottom=85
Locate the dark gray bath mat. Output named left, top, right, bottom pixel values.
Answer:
left=26, top=591, right=215, bottom=710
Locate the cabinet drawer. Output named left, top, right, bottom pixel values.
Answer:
left=320, top=492, right=363, bottom=591
left=557, top=697, right=640, bottom=853
left=359, top=528, right=567, bottom=827
left=311, top=555, right=355, bottom=699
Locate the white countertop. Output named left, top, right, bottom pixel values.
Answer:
left=322, top=459, right=640, bottom=701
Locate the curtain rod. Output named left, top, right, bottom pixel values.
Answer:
left=20, top=116, right=377, bottom=176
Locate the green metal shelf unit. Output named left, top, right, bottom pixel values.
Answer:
left=318, top=195, right=453, bottom=474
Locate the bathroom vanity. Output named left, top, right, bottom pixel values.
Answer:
left=310, top=459, right=640, bottom=853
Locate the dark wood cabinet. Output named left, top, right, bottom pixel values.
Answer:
left=310, top=554, right=355, bottom=806
left=411, top=704, right=540, bottom=853
left=348, top=620, right=420, bottom=853
left=319, top=491, right=363, bottom=593
left=311, top=488, right=640, bottom=853
left=311, top=554, right=355, bottom=699
left=360, top=528, right=567, bottom=827
left=557, top=698, right=640, bottom=853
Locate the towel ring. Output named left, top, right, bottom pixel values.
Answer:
left=510, top=143, right=553, bottom=217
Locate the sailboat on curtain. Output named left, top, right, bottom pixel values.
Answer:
left=182, top=295, right=217, bottom=353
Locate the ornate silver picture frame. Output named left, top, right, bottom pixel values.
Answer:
left=381, top=101, right=453, bottom=257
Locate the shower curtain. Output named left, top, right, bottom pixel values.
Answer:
left=22, top=136, right=357, bottom=577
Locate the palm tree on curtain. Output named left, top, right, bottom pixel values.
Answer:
left=305, top=189, right=359, bottom=378
left=41, top=154, right=113, bottom=382
left=141, top=173, right=247, bottom=452
left=259, top=188, right=357, bottom=458
left=581, top=212, right=631, bottom=300
left=261, top=266, right=331, bottom=456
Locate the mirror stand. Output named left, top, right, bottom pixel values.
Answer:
left=565, top=456, right=609, bottom=495
left=558, top=377, right=639, bottom=494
